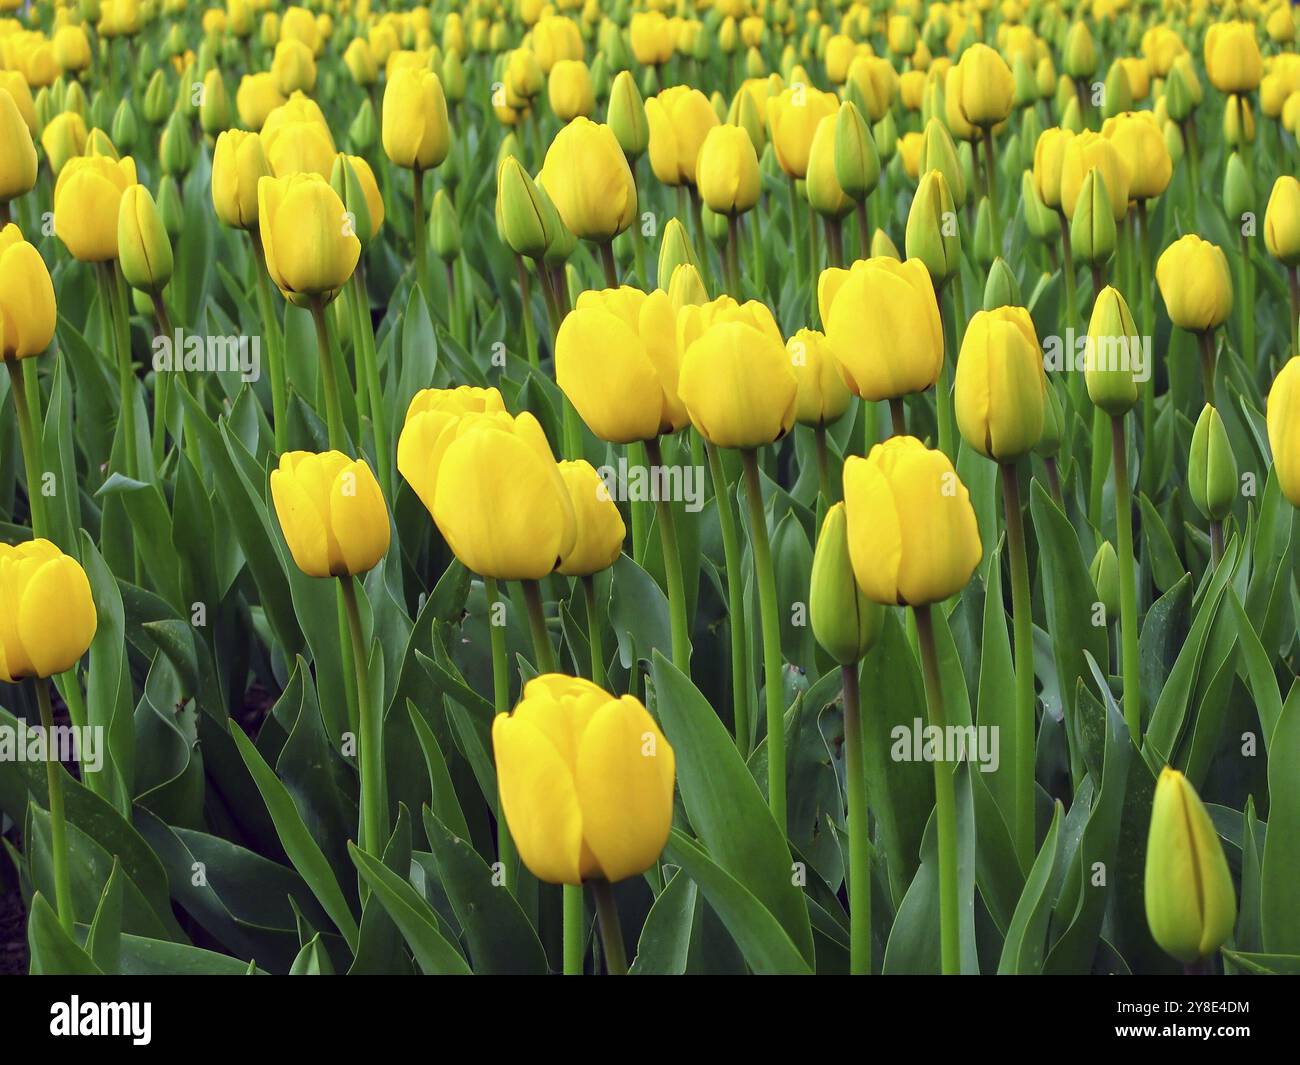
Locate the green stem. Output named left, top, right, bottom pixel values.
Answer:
left=1197, top=330, right=1217, bottom=407
left=516, top=256, right=539, bottom=369
left=1210, top=519, right=1224, bottom=568
left=564, top=879, right=585, bottom=975
left=644, top=436, right=690, bottom=673
left=6, top=358, right=46, bottom=538
left=1111, top=415, right=1141, bottom=742
left=349, top=270, right=390, bottom=499
left=582, top=575, right=605, bottom=688
left=627, top=441, right=650, bottom=565
left=1060, top=215, right=1082, bottom=408
left=1288, top=267, right=1299, bottom=358
left=741, top=448, right=786, bottom=830
left=98, top=263, right=137, bottom=478
left=341, top=576, right=386, bottom=855
left=522, top=579, right=557, bottom=672
left=915, top=604, right=959, bottom=975
left=982, top=126, right=1000, bottom=254
left=35, top=679, right=74, bottom=934
left=841, top=661, right=870, bottom=975
left=937, top=282, right=955, bottom=459
left=1239, top=231, right=1255, bottom=369
left=706, top=442, right=750, bottom=754
left=1001, top=463, right=1036, bottom=873
left=590, top=879, right=627, bottom=975
left=1137, top=200, right=1156, bottom=497
left=412, top=166, right=427, bottom=304
left=250, top=236, right=289, bottom=455
left=599, top=240, right=618, bottom=289
left=311, top=299, right=346, bottom=451
left=485, top=576, right=516, bottom=897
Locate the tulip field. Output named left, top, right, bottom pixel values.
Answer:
left=3, top=0, right=1300, bottom=985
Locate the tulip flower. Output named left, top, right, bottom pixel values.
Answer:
left=548, top=60, right=595, bottom=122
left=1156, top=235, right=1233, bottom=404
left=1145, top=768, right=1237, bottom=966
left=53, top=155, right=138, bottom=263
left=117, top=185, right=173, bottom=296
left=768, top=84, right=839, bottom=180
left=1189, top=405, right=1237, bottom=563
left=1204, top=22, right=1262, bottom=96
left=0, top=225, right=56, bottom=364
left=0, top=90, right=36, bottom=205
left=1267, top=356, right=1300, bottom=509
left=257, top=172, right=360, bottom=309
left=557, top=459, right=625, bottom=583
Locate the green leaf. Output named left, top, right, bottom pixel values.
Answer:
left=630, top=867, right=697, bottom=975
left=407, top=702, right=469, bottom=841
left=290, top=933, right=335, bottom=975
left=997, top=802, right=1063, bottom=974
left=1261, top=684, right=1300, bottom=954
left=27, top=893, right=103, bottom=975
left=85, top=858, right=125, bottom=972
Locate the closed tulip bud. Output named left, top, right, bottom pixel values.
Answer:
left=955, top=305, right=1046, bottom=462
left=235, top=73, right=285, bottom=131
left=556, top=460, right=625, bottom=577
left=1070, top=168, right=1118, bottom=267
left=117, top=185, right=173, bottom=295
left=331, top=153, right=383, bottom=248
left=1101, top=60, right=1132, bottom=120
left=972, top=196, right=996, bottom=269
left=1089, top=541, right=1120, bottom=620
left=1099, top=112, right=1171, bottom=202
left=111, top=98, right=139, bottom=154
left=540, top=186, right=578, bottom=267
left=85, top=129, right=119, bottom=162
left=0, top=539, right=97, bottom=682
left=198, top=70, right=232, bottom=137
left=382, top=67, right=451, bottom=171
left=1222, top=154, right=1251, bottom=229
left=159, top=110, right=196, bottom=177
left=0, top=92, right=37, bottom=203
left=156, top=176, right=184, bottom=240
left=1022, top=169, right=1059, bottom=241
left=54, top=154, right=138, bottom=262
left=1266, top=357, right=1300, bottom=507
left=898, top=131, right=923, bottom=182
left=768, top=84, right=839, bottom=179
left=677, top=297, right=797, bottom=448
left=272, top=39, right=317, bottom=95
left=1156, top=235, right=1233, bottom=333
left=1036, top=381, right=1064, bottom=458
left=0, top=225, right=57, bottom=360
left=557, top=286, right=688, bottom=443
left=212, top=129, right=270, bottom=230
left=271, top=451, right=390, bottom=578
left=41, top=112, right=89, bottom=177
left=1063, top=22, right=1096, bottom=79
left=873, top=112, right=898, bottom=162
left=821, top=256, right=943, bottom=401
left=1165, top=57, right=1202, bottom=123
left=1223, top=95, right=1254, bottom=149
left=833, top=101, right=879, bottom=203
left=1012, top=54, right=1037, bottom=108
left=258, top=172, right=361, bottom=307
left=811, top=502, right=884, bottom=664
left=789, top=328, right=851, bottom=427
left=919, top=117, right=965, bottom=208
left=1265, top=176, right=1300, bottom=266
left=429, top=410, right=577, bottom=580
left=906, top=169, right=961, bottom=285
left=843, top=436, right=982, bottom=606
left=344, top=39, right=378, bottom=86
left=805, top=116, right=852, bottom=220
left=1189, top=404, right=1237, bottom=521
left=1085, top=286, right=1141, bottom=415
left=1036, top=56, right=1056, bottom=99
left=608, top=70, right=648, bottom=158
left=658, top=222, right=700, bottom=289
left=1145, top=767, right=1237, bottom=963
left=727, top=88, right=765, bottom=157
left=983, top=256, right=1020, bottom=310
left=696, top=124, right=760, bottom=216
left=1204, top=22, right=1262, bottom=96
left=493, top=674, right=675, bottom=886
left=142, top=71, right=171, bottom=128
left=348, top=98, right=377, bottom=153
left=953, top=42, right=1014, bottom=127
left=667, top=263, right=708, bottom=311
left=430, top=188, right=460, bottom=261
left=1061, top=132, right=1128, bottom=222
left=496, top=156, right=553, bottom=259
left=548, top=60, right=595, bottom=122
left=538, top=117, right=636, bottom=242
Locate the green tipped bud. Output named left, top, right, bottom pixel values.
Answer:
left=730, top=87, right=766, bottom=157
left=639, top=64, right=659, bottom=101
left=1035, top=380, right=1064, bottom=457
left=1223, top=95, right=1255, bottom=149
left=539, top=184, right=577, bottom=267
left=710, top=90, right=728, bottom=124
left=1022, top=169, right=1060, bottom=240
left=1189, top=404, right=1237, bottom=521
left=1070, top=168, right=1118, bottom=266
left=1164, top=118, right=1185, bottom=167
left=1085, top=285, right=1141, bottom=415
left=65, top=81, right=88, bottom=119
left=176, top=60, right=199, bottom=119
left=1013, top=54, right=1038, bottom=108
left=117, top=185, right=173, bottom=295
left=1089, top=541, right=1120, bottom=621
left=590, top=54, right=611, bottom=104
left=156, top=175, right=184, bottom=240
left=1165, top=64, right=1195, bottom=123
left=330, top=154, right=373, bottom=251
left=1054, top=74, right=1076, bottom=121
left=89, top=90, right=113, bottom=134
left=1144, top=767, right=1237, bottom=964
left=608, top=70, right=649, bottom=159
left=983, top=256, right=1021, bottom=310
left=667, top=262, right=709, bottom=309
left=1061, top=94, right=1084, bottom=133
left=973, top=196, right=996, bottom=268
left=811, top=503, right=884, bottom=665
left=833, top=102, right=879, bottom=203
left=919, top=116, right=965, bottom=207
left=1223, top=152, right=1252, bottom=229
left=86, top=128, right=119, bottom=160
left=160, top=109, right=196, bottom=176
left=349, top=97, right=377, bottom=153
left=1063, top=22, right=1097, bottom=79
left=744, top=46, right=764, bottom=80
left=657, top=217, right=700, bottom=288
left=1101, top=60, right=1133, bottom=119
left=199, top=70, right=232, bottom=137
left=442, top=50, right=466, bottom=103
left=112, top=98, right=139, bottom=153
left=143, top=70, right=171, bottom=126
left=871, top=227, right=901, bottom=259
left=906, top=168, right=960, bottom=285
left=872, top=110, right=898, bottom=161
left=496, top=156, right=553, bottom=259
left=1019, top=106, right=1043, bottom=171
left=431, top=188, right=461, bottom=261
left=701, top=202, right=728, bottom=243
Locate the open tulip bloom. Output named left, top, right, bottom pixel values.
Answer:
left=3, top=0, right=1300, bottom=998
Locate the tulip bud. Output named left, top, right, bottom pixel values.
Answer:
left=1265, top=176, right=1300, bottom=266
left=159, top=110, right=196, bottom=177
left=1036, top=381, right=1064, bottom=457
left=696, top=124, right=760, bottom=217
left=1063, top=22, right=1097, bottom=79
left=431, top=188, right=461, bottom=261
left=905, top=169, right=960, bottom=285
left=382, top=68, right=451, bottom=171
left=1165, top=62, right=1198, bottom=124
left=728, top=88, right=765, bottom=157
left=833, top=101, right=879, bottom=203
left=1221, top=153, right=1251, bottom=230
left=1155, top=235, right=1233, bottom=333
left=1070, top=168, right=1118, bottom=266
left=540, top=185, right=578, bottom=268
left=1085, top=286, right=1140, bottom=415
left=805, top=116, right=852, bottom=220
left=1022, top=170, right=1059, bottom=241
left=1101, top=60, right=1133, bottom=120
left=257, top=173, right=361, bottom=307
left=118, top=185, right=173, bottom=295
left=1267, top=356, right=1300, bottom=507
left=811, top=503, right=884, bottom=665
left=983, top=257, right=1020, bottom=310
left=157, top=175, right=185, bottom=240
left=0, top=224, right=57, bottom=360
left=271, top=451, right=390, bottom=578
left=111, top=99, right=139, bottom=155
left=668, top=263, right=708, bottom=310
left=538, top=117, right=637, bottom=242
left=955, top=305, right=1047, bottom=462
left=1089, top=541, right=1120, bottom=620
left=442, top=50, right=466, bottom=103
left=972, top=196, right=996, bottom=269
left=330, top=154, right=372, bottom=250
left=919, top=117, right=965, bottom=208
left=1013, top=54, right=1037, bottom=108
left=608, top=70, right=649, bottom=159
left=658, top=217, right=699, bottom=287
left=1189, top=404, right=1237, bottom=521
left=0, top=539, right=98, bottom=682
left=871, top=228, right=900, bottom=259
left=1144, top=767, right=1237, bottom=964
left=496, top=156, right=552, bottom=259
left=872, top=111, right=898, bottom=161
left=0, top=92, right=37, bottom=204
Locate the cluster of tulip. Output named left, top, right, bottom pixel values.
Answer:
left=0, top=0, right=1298, bottom=979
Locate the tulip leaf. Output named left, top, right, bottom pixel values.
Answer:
left=26, top=892, right=103, bottom=976
left=629, top=867, right=697, bottom=976
left=651, top=651, right=815, bottom=966
left=84, top=858, right=125, bottom=973
left=1261, top=684, right=1300, bottom=954
left=407, top=701, right=469, bottom=841
left=997, top=801, right=1063, bottom=974
left=290, top=933, right=335, bottom=975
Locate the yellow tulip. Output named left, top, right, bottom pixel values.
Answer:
left=53, top=154, right=138, bottom=262
left=397, top=386, right=507, bottom=515
left=677, top=297, right=797, bottom=448
left=0, top=89, right=37, bottom=202
left=768, top=83, right=839, bottom=178
left=1204, top=21, right=1262, bottom=95
left=952, top=42, right=1013, bottom=127
left=382, top=67, right=452, bottom=171
left=0, top=224, right=56, bottom=360
left=1144, top=767, right=1237, bottom=964
left=270, top=451, right=390, bottom=578
left=212, top=129, right=272, bottom=230
left=557, top=460, right=626, bottom=577
left=1032, top=126, right=1075, bottom=211
left=842, top=435, right=982, bottom=606
left=555, top=286, right=686, bottom=443
left=257, top=172, right=360, bottom=306
left=954, top=306, right=1047, bottom=462
left=492, top=673, right=675, bottom=886
left=271, top=38, right=317, bottom=95
left=821, top=257, right=944, bottom=401
left=1155, top=234, right=1233, bottom=333
left=40, top=111, right=89, bottom=177
left=630, top=11, right=675, bottom=66
left=429, top=410, right=577, bottom=580
left=236, top=72, right=286, bottom=130
left=531, top=14, right=583, bottom=73
left=1100, top=111, right=1171, bottom=201
left=1267, top=356, right=1300, bottom=508
left=789, top=328, right=852, bottom=426
left=537, top=117, right=636, bottom=242
left=117, top=184, right=173, bottom=295
left=1264, top=176, right=1300, bottom=266
left=653, top=86, right=720, bottom=187
left=0, top=539, right=97, bottom=683
left=547, top=59, right=594, bottom=121
left=263, top=119, right=335, bottom=178
left=1060, top=131, right=1129, bottom=221
left=695, top=123, right=760, bottom=216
